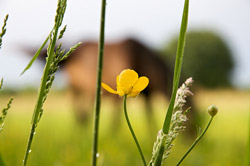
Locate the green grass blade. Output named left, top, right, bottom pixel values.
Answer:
left=92, top=0, right=106, bottom=165
left=23, top=1, right=69, bottom=165
left=31, top=0, right=66, bottom=124
left=20, top=35, right=49, bottom=75
left=162, top=0, right=189, bottom=134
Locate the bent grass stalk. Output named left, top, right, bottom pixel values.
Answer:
left=123, top=95, right=147, bottom=166
left=22, top=0, right=80, bottom=165
left=91, top=0, right=106, bottom=165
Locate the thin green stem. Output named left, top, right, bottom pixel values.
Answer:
left=91, top=0, right=106, bottom=165
left=22, top=124, right=36, bottom=166
left=123, top=95, right=147, bottom=166
left=176, top=117, right=214, bottom=166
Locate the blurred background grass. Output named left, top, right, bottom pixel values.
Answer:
left=0, top=88, right=249, bottom=166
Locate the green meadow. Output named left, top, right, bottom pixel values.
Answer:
left=0, top=88, right=248, bottom=166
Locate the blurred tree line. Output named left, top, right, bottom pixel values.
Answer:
left=163, top=30, right=234, bottom=88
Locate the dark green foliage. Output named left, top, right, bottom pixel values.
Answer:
left=164, top=30, right=234, bottom=88
left=0, top=153, right=4, bottom=166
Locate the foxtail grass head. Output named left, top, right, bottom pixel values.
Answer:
left=102, top=69, right=149, bottom=97
left=0, top=14, right=8, bottom=49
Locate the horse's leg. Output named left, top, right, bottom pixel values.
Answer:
left=71, top=87, right=92, bottom=125
left=109, top=97, right=123, bottom=132
left=143, top=91, right=159, bottom=137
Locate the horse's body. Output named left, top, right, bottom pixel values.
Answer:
left=62, top=38, right=173, bottom=122
left=25, top=38, right=173, bottom=122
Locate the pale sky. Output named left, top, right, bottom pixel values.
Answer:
left=0, top=0, right=250, bottom=88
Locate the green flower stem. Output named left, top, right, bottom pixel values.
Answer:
left=176, top=117, right=214, bottom=166
left=123, top=95, right=147, bottom=166
left=91, top=0, right=106, bottom=165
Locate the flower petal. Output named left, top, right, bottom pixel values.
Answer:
left=128, top=91, right=140, bottom=98
left=116, top=75, right=121, bottom=89
left=101, top=83, right=118, bottom=94
left=129, top=77, right=149, bottom=98
left=119, top=69, right=138, bottom=94
left=116, top=75, right=125, bottom=96
left=133, top=76, right=149, bottom=92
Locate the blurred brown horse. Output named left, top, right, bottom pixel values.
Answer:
left=26, top=38, right=174, bottom=123
left=64, top=38, right=174, bottom=123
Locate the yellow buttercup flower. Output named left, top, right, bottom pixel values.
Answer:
left=102, top=69, right=149, bottom=97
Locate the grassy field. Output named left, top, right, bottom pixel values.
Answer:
left=0, top=88, right=249, bottom=166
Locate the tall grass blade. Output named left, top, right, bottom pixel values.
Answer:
left=20, top=35, right=49, bottom=75
left=150, top=1, right=189, bottom=165
left=22, top=0, right=80, bottom=165
left=162, top=0, right=189, bottom=134
left=92, top=0, right=106, bottom=165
